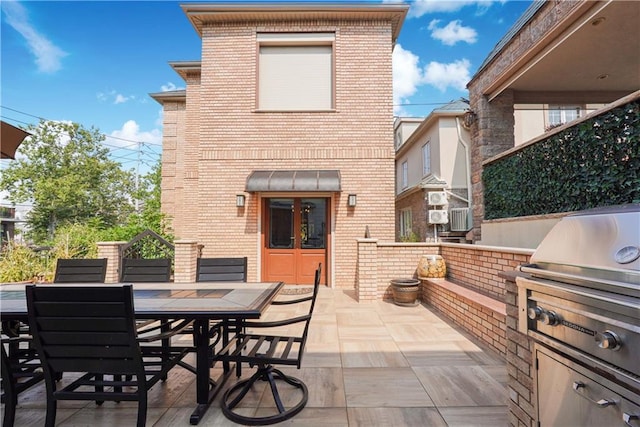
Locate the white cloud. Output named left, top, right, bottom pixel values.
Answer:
left=155, top=109, right=164, bottom=127
left=2, top=1, right=68, bottom=73
left=406, top=0, right=477, bottom=17
left=428, top=19, right=478, bottom=46
left=385, top=0, right=501, bottom=19
left=393, top=44, right=471, bottom=112
left=114, top=94, right=130, bottom=104
left=97, top=90, right=136, bottom=104
left=392, top=44, right=423, bottom=114
left=161, top=82, right=182, bottom=92
left=423, top=59, right=472, bottom=92
left=109, top=120, right=162, bottom=148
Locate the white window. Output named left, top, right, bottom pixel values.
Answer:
left=422, top=141, right=431, bottom=176
left=401, top=161, right=408, bottom=189
left=400, top=208, right=412, bottom=237
left=257, top=33, right=334, bottom=111
left=548, top=105, right=581, bottom=126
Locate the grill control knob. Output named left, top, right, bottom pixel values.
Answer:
left=527, top=306, right=543, bottom=320
left=540, top=310, right=560, bottom=326
left=596, top=330, right=622, bottom=351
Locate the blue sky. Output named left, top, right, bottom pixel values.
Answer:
left=1, top=0, right=533, bottom=174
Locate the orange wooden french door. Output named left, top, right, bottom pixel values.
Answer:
left=263, top=198, right=327, bottom=285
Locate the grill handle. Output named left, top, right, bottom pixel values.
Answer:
left=572, top=381, right=617, bottom=407
left=519, top=264, right=634, bottom=290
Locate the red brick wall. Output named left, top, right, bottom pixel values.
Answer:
left=504, top=276, right=535, bottom=427
left=376, top=243, right=440, bottom=299
left=441, top=243, right=532, bottom=299
left=422, top=282, right=507, bottom=356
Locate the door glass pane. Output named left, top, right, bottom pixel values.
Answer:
left=269, top=199, right=294, bottom=249
left=300, top=198, right=326, bottom=249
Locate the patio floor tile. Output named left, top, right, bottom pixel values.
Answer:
left=3, top=287, right=508, bottom=426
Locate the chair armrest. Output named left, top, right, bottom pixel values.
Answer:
left=0, top=335, right=32, bottom=344
left=137, top=319, right=194, bottom=343
left=271, top=295, right=312, bottom=305
left=242, top=314, right=310, bottom=329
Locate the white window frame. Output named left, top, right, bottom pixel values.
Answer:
left=257, top=32, right=335, bottom=111
left=422, top=141, right=431, bottom=176
left=400, top=208, right=412, bottom=237
left=548, top=105, right=581, bottom=126
left=401, top=161, right=408, bottom=189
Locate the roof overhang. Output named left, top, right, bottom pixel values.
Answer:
left=474, top=0, right=640, bottom=102
left=149, top=90, right=187, bottom=104
left=181, top=3, right=409, bottom=44
left=246, top=170, right=341, bottom=193
left=168, top=61, right=202, bottom=81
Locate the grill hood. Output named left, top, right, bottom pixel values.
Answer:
left=521, top=204, right=640, bottom=296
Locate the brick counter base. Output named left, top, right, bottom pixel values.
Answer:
left=422, top=278, right=507, bottom=357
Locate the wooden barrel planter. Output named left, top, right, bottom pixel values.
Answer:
left=390, top=278, right=421, bottom=307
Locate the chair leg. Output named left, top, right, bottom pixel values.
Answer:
left=3, top=394, right=17, bottom=427
left=95, top=374, right=104, bottom=405
left=161, top=321, right=170, bottom=381
left=44, top=397, right=57, bottom=427
left=136, top=392, right=148, bottom=427
left=221, top=364, right=308, bottom=425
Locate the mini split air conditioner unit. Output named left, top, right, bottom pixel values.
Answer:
left=428, top=210, right=449, bottom=224
left=427, top=191, right=448, bottom=206
left=450, top=208, right=470, bottom=231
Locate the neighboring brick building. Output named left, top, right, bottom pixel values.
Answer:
left=151, top=3, right=408, bottom=288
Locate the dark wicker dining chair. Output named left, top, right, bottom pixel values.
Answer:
left=26, top=284, right=191, bottom=427
left=215, top=263, right=322, bottom=425
left=1, top=335, right=44, bottom=427
left=120, top=258, right=172, bottom=282
left=196, top=257, right=248, bottom=282
left=196, top=257, right=249, bottom=371
left=53, top=258, right=107, bottom=283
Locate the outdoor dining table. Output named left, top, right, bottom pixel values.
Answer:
left=0, top=280, right=285, bottom=425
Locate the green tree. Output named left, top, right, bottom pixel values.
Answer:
left=0, top=120, right=136, bottom=243
left=136, top=159, right=170, bottom=234
left=99, top=159, right=173, bottom=243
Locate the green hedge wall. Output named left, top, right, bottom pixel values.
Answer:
left=483, top=100, right=640, bottom=220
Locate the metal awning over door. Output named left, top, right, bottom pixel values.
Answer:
left=245, top=170, right=341, bottom=192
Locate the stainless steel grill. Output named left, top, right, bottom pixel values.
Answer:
left=516, top=204, right=640, bottom=426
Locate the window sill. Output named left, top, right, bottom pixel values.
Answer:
left=254, top=109, right=337, bottom=113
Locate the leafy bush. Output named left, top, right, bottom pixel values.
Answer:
left=50, top=222, right=102, bottom=259
left=400, top=231, right=420, bottom=242
left=483, top=100, right=640, bottom=219
left=0, top=243, right=52, bottom=283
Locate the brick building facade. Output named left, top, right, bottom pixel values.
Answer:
left=151, top=3, right=408, bottom=288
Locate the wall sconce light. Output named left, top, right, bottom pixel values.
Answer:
left=236, top=194, right=246, bottom=207
left=462, top=109, right=476, bottom=129
left=348, top=194, right=357, bottom=207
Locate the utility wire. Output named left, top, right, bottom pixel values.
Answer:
left=0, top=112, right=161, bottom=166
left=1, top=106, right=161, bottom=147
